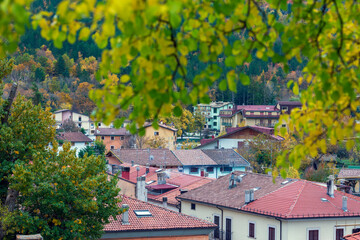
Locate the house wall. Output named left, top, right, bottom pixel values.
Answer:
left=144, top=126, right=177, bottom=150
left=57, top=142, right=89, bottom=156
left=97, top=135, right=129, bottom=151
left=181, top=200, right=360, bottom=240
left=102, top=235, right=209, bottom=240
left=116, top=178, right=136, bottom=198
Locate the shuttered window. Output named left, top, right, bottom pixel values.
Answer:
left=214, top=216, right=220, bottom=238
left=249, top=222, right=255, bottom=238
left=225, top=218, right=231, bottom=240
left=269, top=227, right=275, bottom=240
left=309, top=230, right=319, bottom=240
left=336, top=228, right=344, bottom=240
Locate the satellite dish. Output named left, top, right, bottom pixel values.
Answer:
left=149, top=155, right=154, bottom=161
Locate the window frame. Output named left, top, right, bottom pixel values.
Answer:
left=190, top=167, right=199, bottom=173
left=191, top=203, right=196, bottom=210
left=154, top=131, right=159, bottom=136
left=307, top=228, right=320, bottom=240
left=111, top=136, right=115, bottom=140
left=248, top=221, right=256, bottom=238
left=206, top=167, right=214, bottom=173
left=225, top=217, right=232, bottom=240
left=110, top=145, right=115, bottom=150
left=101, top=136, right=105, bottom=140
left=268, top=225, right=276, bottom=240
left=334, top=227, right=345, bottom=240
left=213, top=214, right=221, bottom=239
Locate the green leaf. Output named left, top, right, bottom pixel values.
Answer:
left=239, top=73, right=250, bottom=85
left=219, top=80, right=227, bottom=91
left=292, top=83, right=299, bottom=95
left=173, top=106, right=182, bottom=117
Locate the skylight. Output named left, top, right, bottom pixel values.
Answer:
left=253, top=187, right=261, bottom=191
left=134, top=210, right=152, bottom=217
left=146, top=180, right=155, bottom=185
left=155, top=169, right=163, bottom=173
left=281, top=180, right=292, bottom=185
left=321, top=198, right=329, bottom=202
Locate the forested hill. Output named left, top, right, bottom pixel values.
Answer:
left=3, top=0, right=305, bottom=115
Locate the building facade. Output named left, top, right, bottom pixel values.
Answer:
left=194, top=102, right=234, bottom=131
left=143, top=123, right=177, bottom=150
left=95, top=128, right=132, bottom=151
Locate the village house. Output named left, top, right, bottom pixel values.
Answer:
left=107, top=163, right=213, bottom=212
left=95, top=128, right=132, bottom=151
left=196, top=125, right=283, bottom=150
left=193, top=101, right=234, bottom=131
left=177, top=171, right=360, bottom=240
left=56, top=132, right=93, bottom=155
left=107, top=149, right=251, bottom=178
left=143, top=123, right=178, bottom=150
left=101, top=195, right=216, bottom=240
left=337, top=168, right=360, bottom=196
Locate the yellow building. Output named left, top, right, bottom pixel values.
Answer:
left=178, top=172, right=360, bottom=240
left=143, top=123, right=177, bottom=150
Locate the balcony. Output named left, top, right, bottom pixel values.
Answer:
left=222, top=122, right=232, bottom=126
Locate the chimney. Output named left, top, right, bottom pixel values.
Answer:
left=250, top=189, right=254, bottom=202
left=327, top=175, right=335, bottom=198
left=122, top=167, right=130, bottom=180
left=342, top=196, right=348, bottom=212
left=106, top=164, right=112, bottom=173
left=245, top=190, right=250, bottom=204
left=131, top=160, right=134, bottom=167
left=121, top=204, right=129, bottom=225
left=146, top=163, right=150, bottom=174
left=229, top=173, right=236, bottom=189
left=136, top=176, right=147, bottom=202
left=162, top=197, right=168, bottom=208
left=157, top=172, right=166, bottom=185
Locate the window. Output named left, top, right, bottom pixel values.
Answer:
left=213, top=122, right=217, bottom=126
left=71, top=142, right=75, bottom=146
left=214, top=216, right=220, bottom=238
left=98, top=122, right=101, bottom=127
left=308, top=229, right=319, bottom=240
left=111, top=136, right=115, bottom=140
left=121, top=146, right=124, bottom=149
left=154, top=132, right=159, bottom=136
left=78, top=117, right=82, bottom=121
left=110, top=146, right=115, bottom=150
left=91, top=130, right=95, bottom=134
left=206, top=167, right=214, bottom=173
left=191, top=203, right=196, bottom=210
left=190, top=167, right=198, bottom=173
left=226, top=218, right=232, bottom=240
left=78, top=123, right=82, bottom=127
left=121, top=136, right=124, bottom=140
left=213, top=108, right=217, bottom=113
left=353, top=228, right=360, bottom=234
left=213, top=116, right=217, bottom=119
left=101, top=136, right=105, bottom=140
left=221, top=167, right=232, bottom=172
left=269, top=227, right=275, bottom=240
left=282, top=124, right=286, bottom=127
left=336, top=228, right=344, bottom=240
left=134, top=210, right=152, bottom=217
left=249, top=222, right=255, bottom=238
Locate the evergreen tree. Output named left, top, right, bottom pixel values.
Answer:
left=31, top=83, right=43, bottom=106
left=34, top=67, right=45, bottom=82
left=54, top=55, right=66, bottom=76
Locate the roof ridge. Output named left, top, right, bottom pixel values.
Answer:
left=286, top=181, right=306, bottom=217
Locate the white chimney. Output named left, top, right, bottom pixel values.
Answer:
left=136, top=176, right=147, bottom=202
left=162, top=197, right=168, bottom=208
left=245, top=190, right=250, bottom=204
left=121, top=204, right=129, bottom=225
left=250, top=189, right=254, bottom=202
left=157, top=172, right=166, bottom=185
left=342, top=196, right=348, bottom=212
left=327, top=175, right=335, bottom=198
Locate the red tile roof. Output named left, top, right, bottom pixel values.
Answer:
left=338, top=169, right=360, bottom=179
left=95, top=128, right=130, bottom=136
left=57, top=132, right=93, bottom=142
left=118, top=163, right=159, bottom=183
left=146, top=184, right=178, bottom=190
left=179, top=171, right=360, bottom=219
left=343, top=232, right=360, bottom=240
left=144, top=122, right=177, bottom=132
left=172, top=150, right=217, bottom=166
left=104, top=196, right=216, bottom=232
left=237, top=105, right=277, bottom=111
left=110, top=149, right=182, bottom=167
left=277, top=101, right=302, bottom=106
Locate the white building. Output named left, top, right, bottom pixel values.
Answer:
left=193, top=102, right=234, bottom=131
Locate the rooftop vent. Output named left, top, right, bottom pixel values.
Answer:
left=321, top=198, right=329, bottom=202
left=146, top=180, right=156, bottom=185
left=121, top=204, right=129, bottom=224
left=253, top=187, right=261, bottom=192
left=134, top=210, right=152, bottom=217
left=281, top=180, right=292, bottom=185
left=155, top=169, right=163, bottom=173
left=327, top=175, right=335, bottom=198
left=342, top=196, right=348, bottom=212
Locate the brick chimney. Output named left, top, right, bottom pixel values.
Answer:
left=121, top=167, right=130, bottom=180
left=121, top=204, right=129, bottom=225
left=136, top=176, right=147, bottom=202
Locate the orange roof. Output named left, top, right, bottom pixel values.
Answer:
left=343, top=232, right=360, bottom=240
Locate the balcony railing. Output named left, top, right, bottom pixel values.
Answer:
left=222, top=122, right=232, bottom=126
left=209, top=230, right=233, bottom=240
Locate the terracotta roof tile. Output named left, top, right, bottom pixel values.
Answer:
left=172, top=150, right=217, bottom=166
left=201, top=149, right=250, bottom=166
left=338, top=169, right=360, bottom=179
left=95, top=128, right=131, bottom=136
left=57, top=132, right=92, bottom=142
left=104, top=196, right=216, bottom=232
left=110, top=149, right=182, bottom=167
left=343, top=232, right=360, bottom=240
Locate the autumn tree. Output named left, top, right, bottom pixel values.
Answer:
left=78, top=140, right=106, bottom=158
left=60, top=118, right=80, bottom=132
left=161, top=108, right=194, bottom=138
left=146, top=136, right=167, bottom=149
left=72, top=82, right=96, bottom=115
left=4, top=142, right=122, bottom=239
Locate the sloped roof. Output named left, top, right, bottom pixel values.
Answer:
left=95, top=128, right=131, bottom=136
left=343, top=232, right=360, bottom=240
left=338, top=169, right=360, bottom=179
left=143, top=123, right=177, bottom=132
left=178, top=171, right=360, bottom=219
left=110, top=149, right=182, bottom=167
left=172, top=150, right=218, bottom=166
left=104, top=196, right=216, bottom=232
left=201, top=149, right=250, bottom=166
left=57, top=132, right=92, bottom=142
left=277, top=101, right=302, bottom=106
left=237, top=105, right=277, bottom=111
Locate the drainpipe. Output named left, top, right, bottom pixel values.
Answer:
left=216, top=205, right=224, bottom=240
left=275, top=218, right=282, bottom=240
